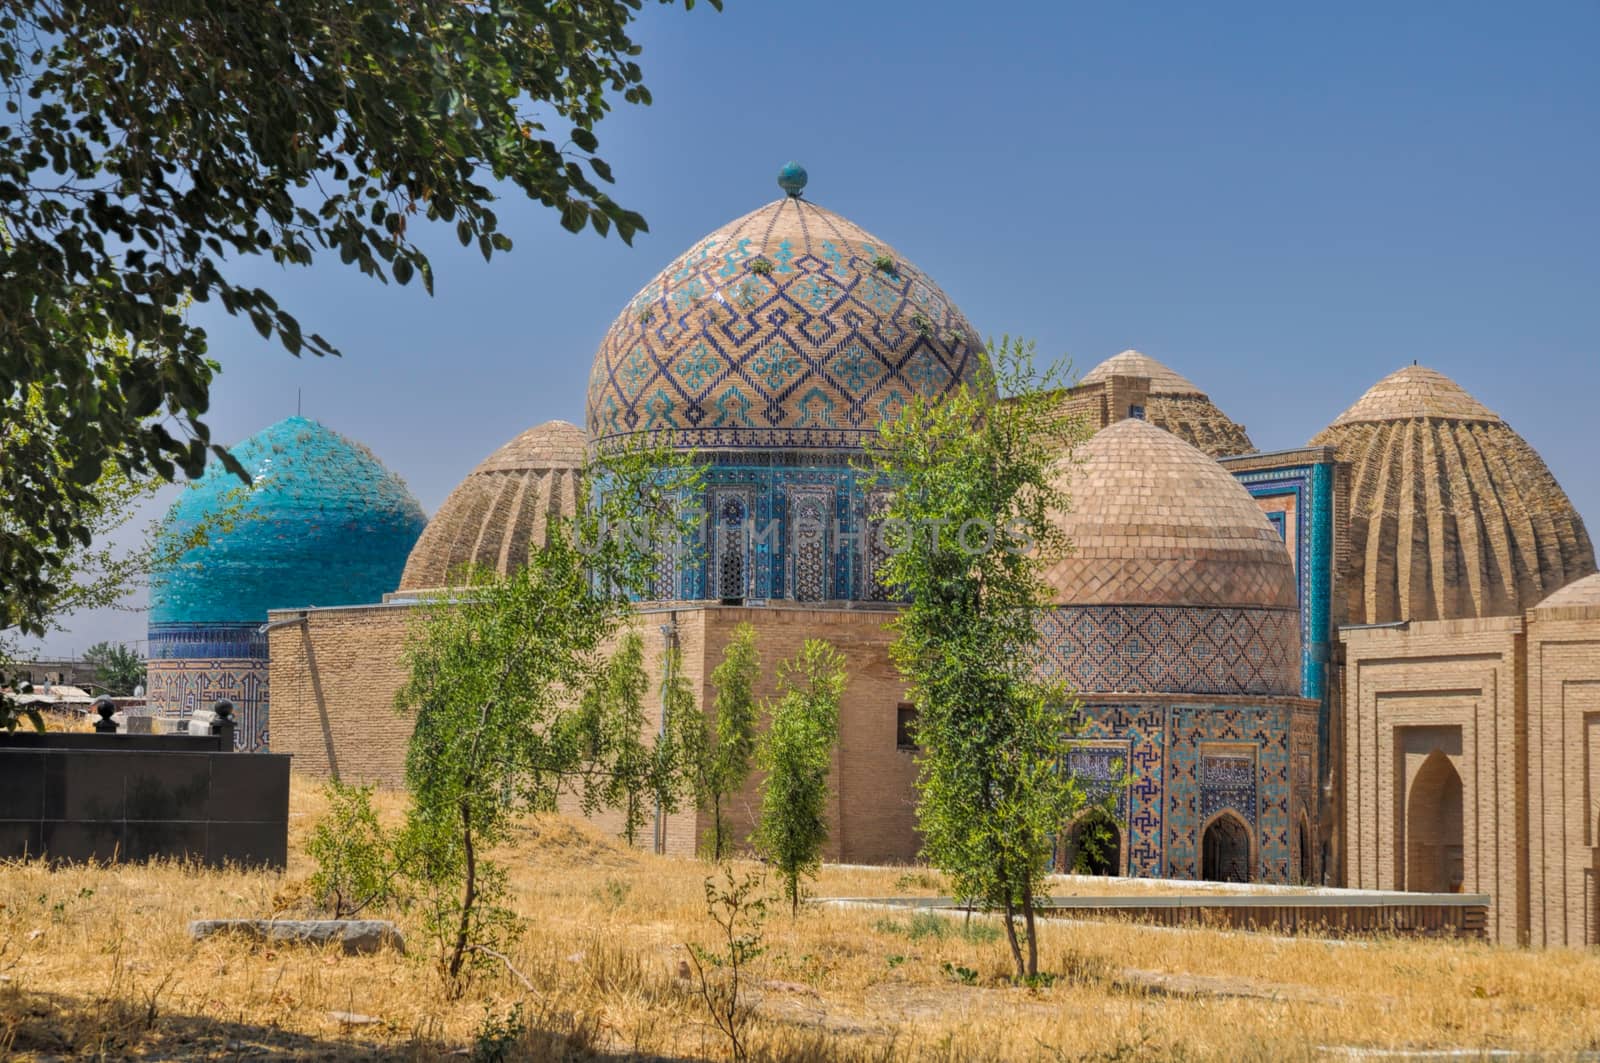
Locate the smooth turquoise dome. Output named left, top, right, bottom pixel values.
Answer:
left=149, top=417, right=426, bottom=624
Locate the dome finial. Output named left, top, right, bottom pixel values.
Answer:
left=777, top=161, right=807, bottom=198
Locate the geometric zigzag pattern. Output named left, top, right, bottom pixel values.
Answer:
left=1038, top=605, right=1300, bottom=697
left=1070, top=701, right=1309, bottom=883
left=587, top=196, right=988, bottom=451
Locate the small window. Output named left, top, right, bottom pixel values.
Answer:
left=896, top=703, right=919, bottom=750
left=1128, top=404, right=1145, bottom=420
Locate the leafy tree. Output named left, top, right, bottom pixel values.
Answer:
left=865, top=336, right=1097, bottom=981
left=694, top=622, right=760, bottom=860
left=1066, top=808, right=1121, bottom=876
left=81, top=641, right=144, bottom=696
left=306, top=780, right=402, bottom=919
left=582, top=630, right=697, bottom=847
left=1, top=374, right=242, bottom=731
left=0, top=0, right=719, bottom=635
left=753, top=639, right=845, bottom=916
left=395, top=440, right=701, bottom=991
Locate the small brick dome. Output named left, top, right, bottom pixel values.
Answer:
left=398, top=420, right=585, bottom=591
left=1532, top=573, right=1600, bottom=616
left=1045, top=418, right=1297, bottom=611
left=1079, top=349, right=1254, bottom=457
left=586, top=193, right=988, bottom=452
left=1311, top=365, right=1595, bottom=624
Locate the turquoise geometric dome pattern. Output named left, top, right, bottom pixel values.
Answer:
left=148, top=417, right=426, bottom=624
left=587, top=195, right=990, bottom=451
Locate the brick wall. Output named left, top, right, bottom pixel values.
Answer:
left=1526, top=603, right=1600, bottom=946
left=267, top=603, right=418, bottom=787
left=269, top=601, right=918, bottom=862
left=1341, top=617, right=1525, bottom=942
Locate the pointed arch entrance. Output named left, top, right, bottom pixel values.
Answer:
left=1201, top=811, right=1252, bottom=883
left=1406, top=750, right=1464, bottom=893
left=1060, top=808, right=1122, bottom=876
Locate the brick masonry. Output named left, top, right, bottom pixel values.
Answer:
left=269, top=602, right=919, bottom=863
left=1341, top=617, right=1526, bottom=942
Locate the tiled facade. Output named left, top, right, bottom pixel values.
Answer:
left=1067, top=697, right=1320, bottom=883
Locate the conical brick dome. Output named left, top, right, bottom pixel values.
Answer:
left=1080, top=350, right=1254, bottom=457
left=398, top=421, right=585, bottom=591
left=1310, top=365, right=1595, bottom=624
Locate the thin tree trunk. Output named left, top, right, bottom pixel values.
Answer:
left=447, top=794, right=477, bottom=985
left=1000, top=896, right=1025, bottom=980
left=1021, top=877, right=1038, bottom=978
left=713, top=794, right=724, bottom=861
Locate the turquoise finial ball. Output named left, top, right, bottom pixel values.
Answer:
left=777, top=161, right=808, bottom=198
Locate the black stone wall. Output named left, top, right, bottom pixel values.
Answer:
left=0, top=739, right=289, bottom=869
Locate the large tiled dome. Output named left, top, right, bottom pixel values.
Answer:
left=1310, top=365, right=1595, bottom=624
left=1036, top=419, right=1300, bottom=697
left=1079, top=349, right=1254, bottom=457
left=586, top=182, right=988, bottom=452
left=1046, top=418, right=1297, bottom=611
left=149, top=417, right=425, bottom=623
left=398, top=420, right=585, bottom=591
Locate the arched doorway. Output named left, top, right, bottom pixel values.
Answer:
left=1406, top=750, right=1464, bottom=893
left=1060, top=809, right=1121, bottom=875
left=1201, top=812, right=1252, bottom=883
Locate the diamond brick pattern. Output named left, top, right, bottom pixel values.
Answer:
left=1046, top=419, right=1299, bottom=610
left=586, top=197, right=988, bottom=451
left=1038, top=605, right=1299, bottom=696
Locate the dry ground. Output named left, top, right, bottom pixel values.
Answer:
left=1, top=778, right=1596, bottom=1061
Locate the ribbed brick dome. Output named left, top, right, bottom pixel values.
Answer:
left=398, top=421, right=585, bottom=591
left=586, top=193, right=988, bottom=452
left=1080, top=349, right=1254, bottom=457
left=1045, top=418, right=1297, bottom=610
left=1310, top=365, right=1595, bottom=624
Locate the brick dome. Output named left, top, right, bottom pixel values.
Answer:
left=1045, top=418, right=1297, bottom=610
left=1534, top=572, right=1600, bottom=617
left=586, top=193, right=988, bottom=452
left=1079, top=349, right=1254, bottom=458
left=398, top=420, right=585, bottom=591
left=1310, top=365, right=1595, bottom=624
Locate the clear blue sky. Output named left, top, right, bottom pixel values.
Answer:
left=42, top=0, right=1600, bottom=654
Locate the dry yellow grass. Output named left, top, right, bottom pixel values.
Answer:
left=2, top=776, right=1596, bottom=1061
